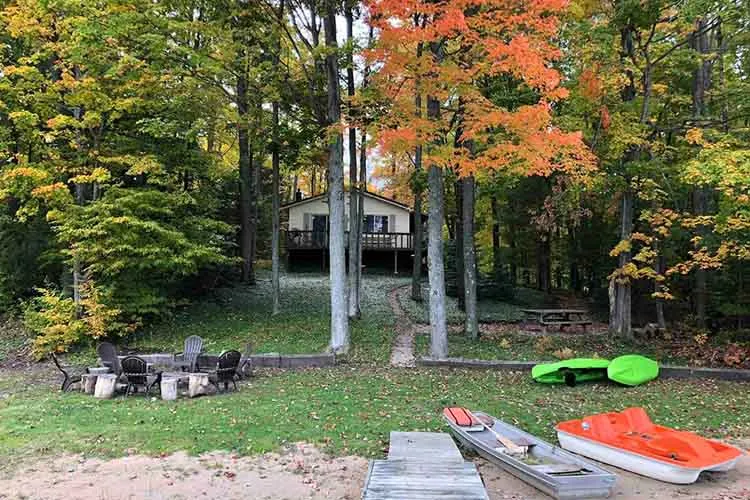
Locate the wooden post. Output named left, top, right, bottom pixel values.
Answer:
left=94, top=374, right=117, bottom=399
left=394, top=250, right=398, bottom=275
left=161, top=377, right=178, bottom=401
left=188, top=373, right=209, bottom=398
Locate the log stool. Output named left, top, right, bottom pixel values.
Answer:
left=161, top=376, right=179, bottom=401
left=188, top=372, right=209, bottom=398
left=94, top=373, right=117, bottom=399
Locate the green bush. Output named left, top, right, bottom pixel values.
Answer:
left=49, top=187, right=236, bottom=322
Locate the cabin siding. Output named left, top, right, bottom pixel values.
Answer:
left=287, top=193, right=410, bottom=233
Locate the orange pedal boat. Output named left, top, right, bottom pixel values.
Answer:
left=556, top=407, right=744, bottom=484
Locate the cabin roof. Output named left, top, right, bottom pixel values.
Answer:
left=280, top=190, right=412, bottom=212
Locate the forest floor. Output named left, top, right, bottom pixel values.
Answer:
left=400, top=286, right=750, bottom=368
left=1, top=274, right=750, bottom=499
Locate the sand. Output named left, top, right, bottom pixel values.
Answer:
left=1, top=441, right=748, bottom=500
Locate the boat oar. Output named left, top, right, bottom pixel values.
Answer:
left=465, top=409, right=528, bottom=457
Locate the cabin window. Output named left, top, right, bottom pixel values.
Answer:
left=365, top=215, right=389, bottom=233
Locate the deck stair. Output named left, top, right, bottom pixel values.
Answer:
left=361, top=431, right=489, bottom=500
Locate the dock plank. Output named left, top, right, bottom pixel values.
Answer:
left=387, top=431, right=464, bottom=463
left=362, top=460, right=489, bottom=500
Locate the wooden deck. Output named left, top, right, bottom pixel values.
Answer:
left=362, top=432, right=489, bottom=500
left=286, top=230, right=415, bottom=250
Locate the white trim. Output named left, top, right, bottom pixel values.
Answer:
left=282, top=191, right=412, bottom=212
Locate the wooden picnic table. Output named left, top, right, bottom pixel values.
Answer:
left=521, top=308, right=592, bottom=333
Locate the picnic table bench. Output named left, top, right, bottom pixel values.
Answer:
left=521, top=308, right=592, bottom=333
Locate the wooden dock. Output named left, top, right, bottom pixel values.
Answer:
left=362, top=432, right=489, bottom=500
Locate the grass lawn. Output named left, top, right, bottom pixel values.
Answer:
left=1, top=367, right=748, bottom=467
left=2, top=273, right=749, bottom=470
left=66, top=273, right=410, bottom=366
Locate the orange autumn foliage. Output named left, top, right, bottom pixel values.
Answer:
left=367, top=0, right=595, bottom=179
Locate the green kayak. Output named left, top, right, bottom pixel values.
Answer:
left=532, top=358, right=611, bottom=387
left=607, top=354, right=659, bottom=386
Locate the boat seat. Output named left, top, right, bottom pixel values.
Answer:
left=621, top=407, right=655, bottom=433
left=587, top=414, right=618, bottom=442
left=645, top=433, right=716, bottom=462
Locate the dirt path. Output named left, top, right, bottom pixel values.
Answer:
left=388, top=285, right=416, bottom=368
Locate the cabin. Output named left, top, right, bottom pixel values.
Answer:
left=281, top=190, right=421, bottom=273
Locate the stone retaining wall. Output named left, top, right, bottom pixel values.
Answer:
left=119, top=353, right=336, bottom=370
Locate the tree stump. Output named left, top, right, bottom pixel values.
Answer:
left=81, top=374, right=98, bottom=394
left=94, top=374, right=117, bottom=399
left=188, top=373, right=209, bottom=398
left=161, top=377, right=178, bottom=401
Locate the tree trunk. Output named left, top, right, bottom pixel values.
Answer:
left=455, top=178, right=465, bottom=310
left=411, top=41, right=425, bottom=302
left=412, top=143, right=423, bottom=302
left=569, top=225, right=581, bottom=292
left=251, top=142, right=261, bottom=265
left=612, top=190, right=634, bottom=339
left=346, top=5, right=360, bottom=320
left=324, top=0, right=349, bottom=354
left=537, top=236, right=551, bottom=293
left=462, top=175, right=478, bottom=340
left=491, top=194, right=501, bottom=283
left=271, top=1, right=284, bottom=315
left=427, top=80, right=448, bottom=358
left=428, top=161, right=448, bottom=358
left=655, top=242, right=667, bottom=330
left=609, top=25, right=638, bottom=338
left=271, top=100, right=281, bottom=314
left=691, top=17, right=713, bottom=329
left=693, top=189, right=708, bottom=327
left=357, top=129, right=367, bottom=309
left=237, top=72, right=254, bottom=284
left=509, top=228, right=517, bottom=286
left=355, top=25, right=373, bottom=312
left=71, top=83, right=84, bottom=316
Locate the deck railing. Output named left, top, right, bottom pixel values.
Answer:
left=285, top=230, right=414, bottom=250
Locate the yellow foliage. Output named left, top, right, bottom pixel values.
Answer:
left=693, top=333, right=709, bottom=346
left=685, top=128, right=705, bottom=145
left=534, top=335, right=554, bottom=354
left=609, top=239, right=631, bottom=257
left=553, top=348, right=576, bottom=360
left=651, top=291, right=674, bottom=301
left=26, top=281, right=128, bottom=359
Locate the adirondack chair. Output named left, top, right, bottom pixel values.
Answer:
left=209, top=350, right=241, bottom=392
left=96, top=342, right=121, bottom=376
left=51, top=353, right=84, bottom=392
left=121, top=356, right=160, bottom=397
left=174, top=335, right=203, bottom=372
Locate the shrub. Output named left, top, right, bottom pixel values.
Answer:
left=25, top=281, right=128, bottom=359
left=25, top=289, right=86, bottom=358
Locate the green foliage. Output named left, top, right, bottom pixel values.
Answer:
left=23, top=289, right=86, bottom=358
left=49, top=187, right=235, bottom=322
left=0, top=212, right=58, bottom=312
